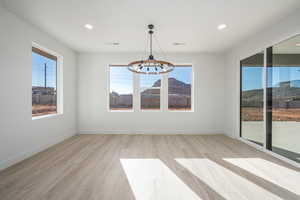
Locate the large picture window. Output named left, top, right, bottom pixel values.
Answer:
left=32, top=46, right=58, bottom=117
left=109, top=65, right=193, bottom=112
left=168, top=66, right=192, bottom=111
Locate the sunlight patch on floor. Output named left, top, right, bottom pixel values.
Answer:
left=175, top=158, right=282, bottom=200
left=120, top=159, right=201, bottom=200
left=224, top=158, right=300, bottom=196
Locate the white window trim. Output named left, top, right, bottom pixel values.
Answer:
left=108, top=64, right=194, bottom=112
left=31, top=42, right=63, bottom=120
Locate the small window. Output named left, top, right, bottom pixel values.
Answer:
left=109, top=66, right=133, bottom=110
left=140, top=74, right=161, bottom=110
left=32, top=46, right=58, bottom=117
left=168, top=66, right=192, bottom=111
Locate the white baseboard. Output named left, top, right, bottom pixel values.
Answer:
left=238, top=137, right=300, bottom=169
left=0, top=131, right=76, bottom=171
left=79, top=129, right=224, bottom=135
left=223, top=132, right=237, bottom=139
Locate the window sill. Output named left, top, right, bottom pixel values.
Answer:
left=108, top=110, right=134, bottom=112
left=107, top=109, right=194, bottom=113
left=32, top=113, right=62, bottom=120
left=168, top=110, right=194, bottom=113
left=140, top=109, right=162, bottom=112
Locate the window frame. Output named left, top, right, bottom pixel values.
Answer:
left=108, top=64, right=193, bottom=112
left=31, top=42, right=63, bottom=120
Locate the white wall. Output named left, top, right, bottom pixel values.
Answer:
left=0, top=5, right=77, bottom=170
left=224, top=10, right=300, bottom=138
left=78, top=53, right=225, bottom=134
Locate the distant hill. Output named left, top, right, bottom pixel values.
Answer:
left=275, top=80, right=300, bottom=88
left=242, top=80, right=300, bottom=108
left=291, top=80, right=300, bottom=88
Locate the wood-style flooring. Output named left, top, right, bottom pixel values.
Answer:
left=0, top=134, right=299, bottom=200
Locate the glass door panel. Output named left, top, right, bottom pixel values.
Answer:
left=271, top=35, right=300, bottom=163
left=240, top=52, right=264, bottom=146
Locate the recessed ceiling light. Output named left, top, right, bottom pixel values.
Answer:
left=173, top=42, right=186, bottom=46
left=217, top=24, right=227, bottom=30
left=84, top=24, right=93, bottom=30
left=296, top=43, right=300, bottom=47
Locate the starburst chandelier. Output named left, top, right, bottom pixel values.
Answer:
left=128, top=24, right=174, bottom=74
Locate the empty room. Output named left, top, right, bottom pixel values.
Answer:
left=1, top=0, right=300, bottom=199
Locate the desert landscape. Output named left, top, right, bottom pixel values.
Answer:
left=242, top=80, right=300, bottom=122
left=241, top=107, right=300, bottom=122
left=32, top=86, right=57, bottom=117
left=32, top=105, right=56, bottom=117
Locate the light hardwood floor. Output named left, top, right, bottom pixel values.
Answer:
left=0, top=134, right=299, bottom=200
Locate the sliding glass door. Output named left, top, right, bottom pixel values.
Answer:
left=240, top=52, right=264, bottom=146
left=240, top=34, right=300, bottom=164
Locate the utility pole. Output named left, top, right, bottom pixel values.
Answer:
left=44, top=63, right=47, bottom=89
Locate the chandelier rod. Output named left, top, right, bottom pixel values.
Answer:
left=148, top=24, right=154, bottom=60
left=150, top=31, right=152, bottom=56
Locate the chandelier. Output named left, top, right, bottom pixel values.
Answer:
left=128, top=24, right=174, bottom=74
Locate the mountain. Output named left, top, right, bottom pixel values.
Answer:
left=142, top=78, right=191, bottom=95
left=168, top=78, right=191, bottom=95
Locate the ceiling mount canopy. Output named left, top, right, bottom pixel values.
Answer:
left=128, top=24, right=174, bottom=74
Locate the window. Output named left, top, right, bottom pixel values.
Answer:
left=109, top=66, right=133, bottom=110
left=168, top=66, right=192, bottom=111
left=109, top=65, right=193, bottom=112
left=32, top=46, right=59, bottom=117
left=140, top=74, right=161, bottom=110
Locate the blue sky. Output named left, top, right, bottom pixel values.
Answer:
left=32, top=52, right=57, bottom=88
left=33, top=55, right=300, bottom=93
left=242, top=66, right=300, bottom=91
left=110, top=66, right=192, bottom=94
left=110, top=67, right=133, bottom=94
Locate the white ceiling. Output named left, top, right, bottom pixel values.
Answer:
left=274, top=34, right=300, bottom=54
left=1, top=0, right=300, bottom=53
